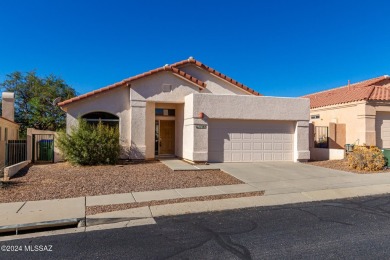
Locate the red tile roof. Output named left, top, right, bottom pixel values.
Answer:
left=171, top=57, right=261, bottom=96
left=58, top=65, right=206, bottom=107
left=302, top=75, right=390, bottom=109
left=58, top=58, right=261, bottom=107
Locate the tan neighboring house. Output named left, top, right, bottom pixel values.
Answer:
left=0, top=92, right=19, bottom=167
left=302, top=75, right=390, bottom=149
left=59, top=57, right=310, bottom=163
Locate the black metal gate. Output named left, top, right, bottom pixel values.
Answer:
left=5, top=140, right=27, bottom=166
left=314, top=126, right=329, bottom=148
left=32, top=134, right=55, bottom=163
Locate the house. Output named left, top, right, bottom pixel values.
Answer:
left=302, top=75, right=390, bottom=149
left=58, top=57, right=310, bottom=162
left=0, top=92, right=20, bottom=167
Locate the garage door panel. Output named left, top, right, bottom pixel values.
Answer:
left=231, top=152, right=243, bottom=161
left=208, top=120, right=294, bottom=162
left=242, top=142, right=252, bottom=150
left=252, top=153, right=263, bottom=161
left=264, top=143, right=273, bottom=150
left=376, top=112, right=390, bottom=149
left=273, top=153, right=283, bottom=160
left=284, top=143, right=293, bottom=150
left=284, top=153, right=293, bottom=161
left=273, top=134, right=282, bottom=140
left=242, top=153, right=251, bottom=161
left=263, top=153, right=273, bottom=161
left=273, top=143, right=283, bottom=150
left=253, top=133, right=263, bottom=139
left=231, top=133, right=242, bottom=139
left=253, top=143, right=263, bottom=150
left=232, top=143, right=242, bottom=150
left=242, top=133, right=251, bottom=139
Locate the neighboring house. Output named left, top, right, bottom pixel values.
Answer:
left=302, top=75, right=390, bottom=148
left=0, top=92, right=19, bottom=167
left=59, top=57, right=310, bottom=162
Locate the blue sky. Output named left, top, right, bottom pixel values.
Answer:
left=1, top=0, right=389, bottom=97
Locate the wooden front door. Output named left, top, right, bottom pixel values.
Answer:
left=159, top=120, right=175, bottom=154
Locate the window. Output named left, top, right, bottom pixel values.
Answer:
left=0, top=127, right=2, bottom=141
left=5, top=128, right=8, bottom=141
left=81, top=112, right=119, bottom=127
left=311, top=114, right=320, bottom=119
left=155, top=109, right=175, bottom=116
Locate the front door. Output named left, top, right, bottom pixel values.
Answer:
left=159, top=120, right=175, bottom=154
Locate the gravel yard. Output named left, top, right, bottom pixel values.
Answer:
left=306, top=159, right=390, bottom=174
left=0, top=161, right=242, bottom=203
left=86, top=191, right=265, bottom=215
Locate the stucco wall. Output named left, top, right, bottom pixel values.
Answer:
left=145, top=102, right=155, bottom=159
left=0, top=118, right=20, bottom=168
left=64, top=86, right=131, bottom=149
left=183, top=94, right=310, bottom=162
left=187, top=94, right=309, bottom=121
left=310, top=101, right=370, bottom=145
left=26, top=128, right=63, bottom=163
left=130, top=72, right=200, bottom=103
left=179, top=64, right=251, bottom=95
left=310, top=148, right=345, bottom=161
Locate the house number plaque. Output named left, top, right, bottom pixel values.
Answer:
left=196, top=124, right=207, bottom=129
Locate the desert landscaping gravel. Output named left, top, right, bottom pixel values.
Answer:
left=0, top=161, right=242, bottom=203
left=86, top=191, right=265, bottom=215
left=306, top=159, right=390, bottom=174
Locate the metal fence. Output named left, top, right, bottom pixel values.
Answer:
left=314, top=126, right=329, bottom=148
left=5, top=140, right=27, bottom=166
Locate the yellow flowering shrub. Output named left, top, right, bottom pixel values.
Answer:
left=347, top=146, right=386, bottom=171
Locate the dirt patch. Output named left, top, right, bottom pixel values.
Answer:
left=86, top=191, right=265, bottom=215
left=305, top=159, right=390, bottom=174
left=0, top=161, right=242, bottom=203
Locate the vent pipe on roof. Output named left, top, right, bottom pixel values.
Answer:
left=348, top=80, right=350, bottom=90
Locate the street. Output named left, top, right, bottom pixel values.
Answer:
left=1, top=194, right=390, bottom=259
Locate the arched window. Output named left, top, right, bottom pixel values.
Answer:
left=82, top=112, right=119, bottom=127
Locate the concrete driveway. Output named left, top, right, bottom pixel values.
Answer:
left=213, top=162, right=390, bottom=195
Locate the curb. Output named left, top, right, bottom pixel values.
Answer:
left=0, top=218, right=81, bottom=235
left=149, top=184, right=390, bottom=217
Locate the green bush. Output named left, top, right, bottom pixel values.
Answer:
left=347, top=146, right=385, bottom=171
left=57, top=118, right=120, bottom=165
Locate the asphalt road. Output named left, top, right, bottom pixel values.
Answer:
left=2, top=194, right=390, bottom=259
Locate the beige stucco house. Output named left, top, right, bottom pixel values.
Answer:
left=59, top=57, right=310, bottom=162
left=0, top=92, right=20, bottom=167
left=303, top=75, right=390, bottom=148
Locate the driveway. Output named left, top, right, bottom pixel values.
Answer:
left=213, top=162, right=390, bottom=195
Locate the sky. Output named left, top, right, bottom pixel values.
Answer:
left=1, top=0, right=390, bottom=97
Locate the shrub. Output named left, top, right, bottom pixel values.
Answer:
left=57, top=118, right=120, bottom=165
left=347, top=146, right=385, bottom=171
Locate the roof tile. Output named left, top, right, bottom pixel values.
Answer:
left=302, top=76, right=390, bottom=108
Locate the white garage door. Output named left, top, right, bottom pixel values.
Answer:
left=208, top=120, right=295, bottom=162
left=375, top=112, right=390, bottom=148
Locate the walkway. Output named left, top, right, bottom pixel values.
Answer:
left=159, top=158, right=220, bottom=171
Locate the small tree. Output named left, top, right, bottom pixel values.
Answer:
left=0, top=71, right=77, bottom=136
left=57, top=118, right=120, bottom=165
